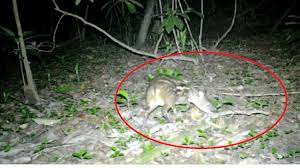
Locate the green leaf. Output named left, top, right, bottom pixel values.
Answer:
left=247, top=99, right=269, bottom=109
left=87, top=107, right=100, bottom=115
left=130, top=95, right=137, bottom=105
left=83, top=154, right=92, bottom=159
left=23, top=31, right=35, bottom=38
left=211, top=98, right=222, bottom=109
left=72, top=152, right=81, bottom=158
left=248, top=129, right=257, bottom=137
left=111, top=146, right=117, bottom=151
left=239, top=152, right=248, bottom=159
left=260, top=143, right=266, bottom=149
left=286, top=148, right=300, bottom=158
left=182, top=136, right=195, bottom=145
left=173, top=16, right=184, bottom=30
left=80, top=99, right=90, bottom=106
left=147, top=74, right=154, bottom=81
left=75, top=0, right=82, bottom=6
left=266, top=130, right=279, bottom=138
left=162, top=16, right=175, bottom=33
left=156, top=68, right=164, bottom=76
left=0, top=26, right=15, bottom=38
left=165, top=68, right=173, bottom=77
left=125, top=1, right=136, bottom=14
left=272, top=147, right=278, bottom=155
left=110, top=146, right=124, bottom=158
left=54, top=85, right=73, bottom=94
left=222, top=96, right=235, bottom=106
left=143, top=143, right=155, bottom=153
left=117, top=97, right=126, bottom=104
left=3, top=144, right=12, bottom=152
left=72, top=149, right=92, bottom=160
left=117, top=89, right=129, bottom=100
left=197, top=129, right=208, bottom=139
left=128, top=0, right=143, bottom=8
left=172, top=70, right=184, bottom=80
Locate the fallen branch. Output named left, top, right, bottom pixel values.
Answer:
left=211, top=109, right=269, bottom=118
left=218, top=91, right=300, bottom=97
left=205, top=109, right=269, bottom=129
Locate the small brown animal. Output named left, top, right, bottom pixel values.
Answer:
left=141, top=76, right=188, bottom=126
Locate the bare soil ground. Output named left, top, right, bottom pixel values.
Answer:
left=0, top=35, right=299, bottom=164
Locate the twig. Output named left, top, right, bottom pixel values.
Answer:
left=51, top=0, right=156, bottom=58
left=32, top=14, right=65, bottom=53
left=162, top=54, right=198, bottom=63
left=211, top=109, right=269, bottom=118
left=178, top=0, right=199, bottom=50
left=171, top=1, right=181, bottom=53
left=154, top=33, right=164, bottom=55
left=285, top=22, right=300, bottom=26
left=236, top=0, right=266, bottom=19
left=212, top=0, right=237, bottom=49
left=172, top=29, right=181, bottom=52
left=271, top=0, right=296, bottom=33
left=288, top=15, right=300, bottom=19
left=218, top=91, right=300, bottom=97
left=154, top=0, right=164, bottom=55
left=202, top=109, right=269, bottom=129
left=24, top=34, right=50, bottom=41
left=198, top=0, right=204, bottom=49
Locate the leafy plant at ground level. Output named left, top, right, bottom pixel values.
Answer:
left=18, top=105, right=36, bottom=123
left=0, top=92, right=13, bottom=104
left=54, top=85, right=74, bottom=94
left=155, top=68, right=184, bottom=81
left=72, top=149, right=92, bottom=160
left=197, top=129, right=208, bottom=139
left=182, top=136, right=195, bottom=145
left=117, top=89, right=137, bottom=106
left=143, top=142, right=155, bottom=155
left=64, top=103, right=78, bottom=117
left=34, top=138, right=52, bottom=153
left=2, top=144, right=12, bottom=152
left=86, top=107, right=101, bottom=115
left=211, top=96, right=235, bottom=110
left=162, top=9, right=184, bottom=34
left=110, top=146, right=124, bottom=158
left=247, top=99, right=269, bottom=109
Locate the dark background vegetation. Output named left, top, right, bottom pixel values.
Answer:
left=0, top=0, right=299, bottom=164
left=0, top=0, right=299, bottom=103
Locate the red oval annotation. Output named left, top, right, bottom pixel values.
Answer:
left=113, top=51, right=288, bottom=150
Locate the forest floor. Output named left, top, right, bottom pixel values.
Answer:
left=0, top=34, right=299, bottom=164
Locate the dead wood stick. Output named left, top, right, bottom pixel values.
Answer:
left=218, top=91, right=300, bottom=97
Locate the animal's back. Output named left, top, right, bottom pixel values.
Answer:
left=146, top=76, right=176, bottom=110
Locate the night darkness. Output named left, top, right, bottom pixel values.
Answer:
left=0, top=0, right=299, bottom=164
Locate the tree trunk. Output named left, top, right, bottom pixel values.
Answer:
left=81, top=4, right=89, bottom=41
left=135, top=0, right=156, bottom=49
left=12, top=0, right=40, bottom=104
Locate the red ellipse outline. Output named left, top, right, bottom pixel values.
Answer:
left=113, top=51, right=288, bottom=150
